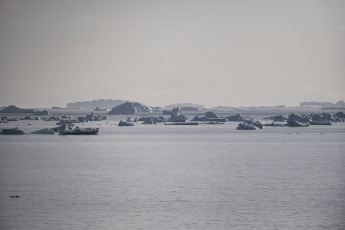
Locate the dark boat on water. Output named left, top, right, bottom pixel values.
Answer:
left=164, top=122, right=198, bottom=125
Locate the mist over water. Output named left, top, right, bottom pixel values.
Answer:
left=1, top=111, right=345, bottom=229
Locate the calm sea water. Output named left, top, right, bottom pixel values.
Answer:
left=1, top=113, right=345, bottom=230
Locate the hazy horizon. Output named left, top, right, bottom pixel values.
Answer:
left=1, top=98, right=345, bottom=110
left=1, top=0, right=344, bottom=108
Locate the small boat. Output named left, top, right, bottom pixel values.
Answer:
left=164, top=122, right=198, bottom=125
left=142, top=118, right=157, bottom=124
left=59, top=126, right=99, bottom=135
left=236, top=122, right=258, bottom=130
left=310, top=121, right=333, bottom=125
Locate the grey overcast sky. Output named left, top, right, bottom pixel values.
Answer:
left=0, top=0, right=344, bottom=108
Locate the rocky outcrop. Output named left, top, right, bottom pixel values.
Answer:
left=52, top=124, right=74, bottom=133
left=227, top=114, right=248, bottom=122
left=288, top=120, right=309, bottom=127
left=236, top=121, right=263, bottom=130
left=252, top=121, right=264, bottom=129
left=59, top=126, right=99, bottom=135
left=0, top=105, right=35, bottom=113
left=1, top=127, right=26, bottom=135
left=191, top=111, right=226, bottom=122
left=20, top=116, right=40, bottom=120
left=309, top=113, right=333, bottom=125
left=191, top=115, right=205, bottom=122
left=168, top=115, right=187, bottom=122
left=45, top=116, right=61, bottom=121
left=286, top=112, right=341, bottom=126
left=310, top=113, right=333, bottom=121
left=263, top=115, right=288, bottom=122
left=138, top=116, right=166, bottom=123
left=205, top=111, right=226, bottom=122
left=310, top=120, right=333, bottom=125
left=171, top=107, right=181, bottom=116
left=205, top=111, right=218, bottom=119
left=118, top=120, right=134, bottom=126
left=31, top=128, right=55, bottom=135
left=287, top=113, right=310, bottom=127
left=141, top=117, right=157, bottom=124
left=84, top=112, right=107, bottom=121
left=0, top=116, right=17, bottom=123
left=56, top=119, right=76, bottom=125
left=108, top=102, right=152, bottom=115
left=167, top=107, right=188, bottom=122
left=34, top=110, right=49, bottom=116
left=237, top=122, right=257, bottom=130
left=334, top=111, right=345, bottom=119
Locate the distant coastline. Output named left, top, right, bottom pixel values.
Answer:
left=1, top=99, right=345, bottom=113
left=66, top=99, right=125, bottom=109
left=300, top=100, right=345, bottom=108
left=52, top=106, right=79, bottom=110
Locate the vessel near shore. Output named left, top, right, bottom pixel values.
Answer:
left=164, top=122, right=198, bottom=125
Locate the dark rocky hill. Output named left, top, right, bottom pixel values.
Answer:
left=0, top=105, right=35, bottom=113
left=108, top=102, right=152, bottom=115
left=67, top=99, right=125, bottom=108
